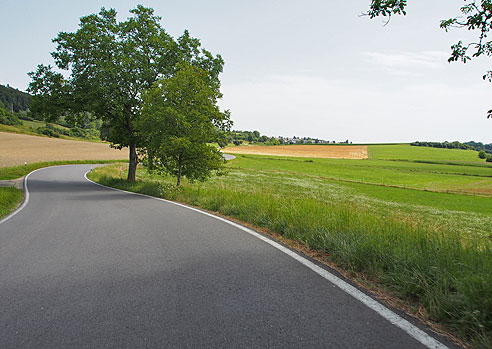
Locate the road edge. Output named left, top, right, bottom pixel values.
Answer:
left=0, top=169, right=39, bottom=225
left=84, top=169, right=449, bottom=349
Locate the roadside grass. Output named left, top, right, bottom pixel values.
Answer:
left=228, top=154, right=492, bottom=196
left=0, top=160, right=126, bottom=180
left=0, top=187, right=23, bottom=219
left=89, top=164, right=492, bottom=346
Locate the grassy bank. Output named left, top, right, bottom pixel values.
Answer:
left=89, top=163, right=492, bottom=347
left=0, top=187, right=23, bottom=219
left=0, top=160, right=125, bottom=180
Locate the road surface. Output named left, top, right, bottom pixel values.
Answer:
left=0, top=165, right=454, bottom=348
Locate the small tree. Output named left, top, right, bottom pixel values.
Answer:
left=140, top=64, right=231, bottom=186
left=479, top=150, right=487, bottom=159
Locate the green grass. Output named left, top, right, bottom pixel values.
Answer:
left=0, top=187, right=23, bottom=219
left=88, top=163, right=492, bottom=347
left=21, top=119, right=53, bottom=129
left=0, top=120, right=102, bottom=142
left=369, top=144, right=485, bottom=163
left=341, top=180, right=492, bottom=214
left=0, top=160, right=126, bottom=180
left=226, top=154, right=492, bottom=197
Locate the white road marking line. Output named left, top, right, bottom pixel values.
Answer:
left=84, top=169, right=449, bottom=348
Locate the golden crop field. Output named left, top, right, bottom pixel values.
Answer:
left=222, top=144, right=368, bottom=159
left=0, top=132, right=128, bottom=168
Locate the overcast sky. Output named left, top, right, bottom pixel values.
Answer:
left=1, top=0, right=491, bottom=143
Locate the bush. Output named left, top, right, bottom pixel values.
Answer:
left=69, top=126, right=87, bottom=138
left=0, top=107, right=22, bottom=126
left=486, top=156, right=492, bottom=163
left=479, top=151, right=487, bottom=159
left=36, top=126, right=60, bottom=138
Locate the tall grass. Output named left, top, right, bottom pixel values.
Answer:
left=89, top=166, right=492, bottom=346
left=0, top=187, right=23, bottom=219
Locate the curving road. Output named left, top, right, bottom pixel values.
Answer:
left=0, top=165, right=454, bottom=348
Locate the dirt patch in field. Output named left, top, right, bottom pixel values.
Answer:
left=222, top=145, right=368, bottom=159
left=0, top=132, right=128, bottom=168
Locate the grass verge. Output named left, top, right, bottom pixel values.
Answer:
left=89, top=164, right=492, bottom=347
left=0, top=187, right=23, bottom=219
left=0, top=160, right=126, bottom=180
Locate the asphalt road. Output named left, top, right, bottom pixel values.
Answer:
left=0, top=165, right=453, bottom=348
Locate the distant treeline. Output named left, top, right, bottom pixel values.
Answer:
left=411, top=141, right=492, bottom=153
left=0, top=84, right=31, bottom=112
left=228, top=130, right=334, bottom=146
left=228, top=130, right=280, bottom=146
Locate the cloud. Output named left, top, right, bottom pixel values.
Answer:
left=220, top=73, right=492, bottom=143
left=363, top=51, right=450, bottom=77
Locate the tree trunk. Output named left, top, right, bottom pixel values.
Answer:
left=128, top=143, right=137, bottom=182
left=147, top=149, right=154, bottom=170
left=176, top=155, right=182, bottom=186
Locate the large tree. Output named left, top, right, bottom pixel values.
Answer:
left=367, top=0, right=492, bottom=117
left=139, top=63, right=231, bottom=186
left=28, top=6, right=224, bottom=181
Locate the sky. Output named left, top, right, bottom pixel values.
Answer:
left=1, top=0, right=491, bottom=143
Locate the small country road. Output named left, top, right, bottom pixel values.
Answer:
left=0, top=165, right=453, bottom=348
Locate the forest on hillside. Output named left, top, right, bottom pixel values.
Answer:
left=0, top=84, right=31, bottom=112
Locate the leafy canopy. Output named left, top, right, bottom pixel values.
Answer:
left=27, top=6, right=225, bottom=181
left=140, top=63, right=231, bottom=185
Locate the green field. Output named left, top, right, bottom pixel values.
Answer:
left=369, top=143, right=487, bottom=163
left=230, top=154, right=492, bottom=197
left=88, top=143, right=492, bottom=346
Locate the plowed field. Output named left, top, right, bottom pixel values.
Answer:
left=0, top=132, right=128, bottom=168
left=222, top=145, right=368, bottom=159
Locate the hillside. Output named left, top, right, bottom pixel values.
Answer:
left=0, top=84, right=30, bottom=112
left=0, top=131, right=128, bottom=168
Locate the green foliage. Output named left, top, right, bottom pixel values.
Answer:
left=35, top=126, right=60, bottom=138
left=411, top=141, right=475, bottom=151
left=465, top=140, right=492, bottom=154
left=27, top=5, right=224, bottom=181
left=479, top=150, right=487, bottom=159
left=0, top=187, right=23, bottom=219
left=367, top=0, right=407, bottom=18
left=0, top=84, right=31, bottom=113
left=229, top=130, right=280, bottom=145
left=0, top=105, right=22, bottom=126
left=140, top=64, right=231, bottom=185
